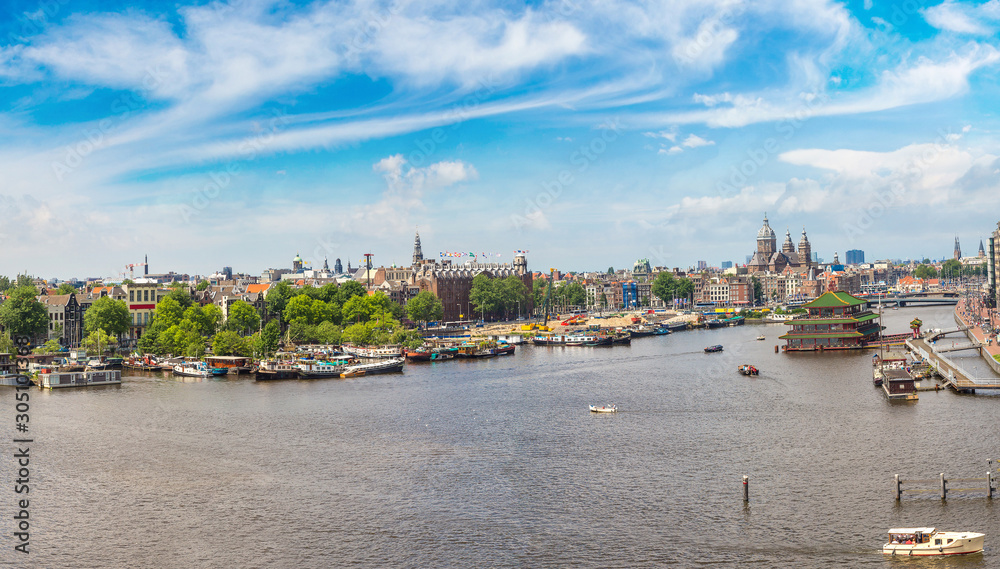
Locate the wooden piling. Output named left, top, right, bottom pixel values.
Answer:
left=990, top=472, right=995, bottom=499
left=940, top=472, right=947, bottom=499
left=774, top=345, right=778, bottom=353
left=894, top=474, right=901, bottom=500
left=742, top=475, right=749, bottom=502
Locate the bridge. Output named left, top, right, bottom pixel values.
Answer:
left=879, top=295, right=959, bottom=307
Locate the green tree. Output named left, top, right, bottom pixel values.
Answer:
left=288, top=321, right=319, bottom=344
left=557, top=281, right=586, bottom=309
left=750, top=276, right=763, bottom=304
left=33, top=338, right=62, bottom=354
left=182, top=305, right=217, bottom=337
left=607, top=267, right=614, bottom=275
left=196, top=280, right=210, bottom=291
left=202, top=304, right=224, bottom=335
left=316, top=321, right=342, bottom=345
left=913, top=264, right=938, bottom=280
left=285, top=295, right=318, bottom=325
left=84, top=296, right=130, bottom=337
left=82, top=330, right=113, bottom=355
left=166, top=285, right=193, bottom=309
left=0, top=286, right=47, bottom=338
left=154, top=297, right=185, bottom=327
left=469, top=274, right=499, bottom=319
left=674, top=278, right=694, bottom=306
left=406, top=291, right=444, bottom=326
left=56, top=283, right=77, bottom=295
left=941, top=259, right=962, bottom=282
left=341, top=322, right=373, bottom=345
left=336, top=280, right=367, bottom=304
left=652, top=272, right=677, bottom=304
left=226, top=300, right=261, bottom=335
left=257, top=321, right=280, bottom=356
left=0, top=331, right=14, bottom=355
left=15, top=274, right=34, bottom=289
left=0, top=276, right=11, bottom=292
left=265, top=280, right=294, bottom=316
left=212, top=330, right=250, bottom=356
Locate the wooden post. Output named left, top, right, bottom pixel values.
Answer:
left=940, top=473, right=947, bottom=500
left=990, top=471, right=994, bottom=499
left=774, top=345, right=778, bottom=353
left=742, top=475, right=749, bottom=502
left=894, top=474, right=901, bottom=500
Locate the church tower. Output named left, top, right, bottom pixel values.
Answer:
left=798, top=227, right=812, bottom=272
left=756, top=214, right=776, bottom=256
left=514, top=253, right=527, bottom=276
left=412, top=230, right=424, bottom=267
left=954, top=236, right=962, bottom=260
left=782, top=229, right=795, bottom=254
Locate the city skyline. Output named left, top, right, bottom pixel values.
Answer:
left=3, top=0, right=1000, bottom=279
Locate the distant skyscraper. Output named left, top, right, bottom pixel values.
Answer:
left=697, top=260, right=707, bottom=270
left=954, top=236, right=961, bottom=260
left=222, top=266, right=233, bottom=279
left=334, top=258, right=343, bottom=274
left=745, top=255, right=752, bottom=265
left=845, top=249, right=864, bottom=264
left=721, top=261, right=733, bottom=269
left=812, top=252, right=819, bottom=263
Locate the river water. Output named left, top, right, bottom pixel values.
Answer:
left=2, top=305, right=999, bottom=568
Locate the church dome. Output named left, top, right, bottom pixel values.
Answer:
left=757, top=215, right=775, bottom=240
left=293, top=253, right=303, bottom=263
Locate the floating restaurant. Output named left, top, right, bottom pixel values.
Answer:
left=779, top=291, right=881, bottom=351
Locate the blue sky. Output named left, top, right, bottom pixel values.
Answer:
left=2, top=0, right=999, bottom=280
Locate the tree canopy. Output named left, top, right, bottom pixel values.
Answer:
left=0, top=286, right=47, bottom=339
left=406, top=291, right=444, bottom=326
left=85, top=296, right=131, bottom=337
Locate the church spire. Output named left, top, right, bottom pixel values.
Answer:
left=412, top=228, right=424, bottom=266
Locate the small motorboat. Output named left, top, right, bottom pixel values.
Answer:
left=756, top=334, right=765, bottom=341
left=738, top=365, right=759, bottom=376
left=704, top=345, right=723, bottom=353
left=883, top=528, right=984, bottom=556
left=589, top=404, right=617, bottom=413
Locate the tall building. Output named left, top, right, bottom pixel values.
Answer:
left=412, top=231, right=424, bottom=265
left=845, top=249, right=864, bottom=265
left=954, top=236, right=961, bottom=260
left=697, top=260, right=707, bottom=270
left=721, top=261, right=733, bottom=270
left=334, top=258, right=343, bottom=274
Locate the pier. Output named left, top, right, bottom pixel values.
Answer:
left=907, top=336, right=1000, bottom=392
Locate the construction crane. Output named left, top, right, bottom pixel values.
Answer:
left=125, top=261, right=147, bottom=279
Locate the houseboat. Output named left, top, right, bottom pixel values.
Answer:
left=296, top=358, right=351, bottom=379
left=340, top=358, right=404, bottom=377
left=882, top=369, right=918, bottom=401
left=341, top=345, right=403, bottom=359
left=779, top=291, right=881, bottom=351
left=37, top=370, right=122, bottom=389
left=205, top=356, right=253, bottom=374
left=255, top=360, right=299, bottom=380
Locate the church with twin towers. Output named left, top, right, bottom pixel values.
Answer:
left=747, top=213, right=813, bottom=274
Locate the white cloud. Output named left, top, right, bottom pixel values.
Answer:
left=923, top=0, right=1000, bottom=35
left=346, top=155, right=477, bottom=234
left=682, top=134, right=715, bottom=148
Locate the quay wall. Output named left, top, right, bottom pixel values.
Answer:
left=954, top=309, right=1000, bottom=376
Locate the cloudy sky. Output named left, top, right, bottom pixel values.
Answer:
left=2, top=0, right=999, bottom=280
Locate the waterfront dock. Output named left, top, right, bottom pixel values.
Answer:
left=906, top=313, right=1000, bottom=393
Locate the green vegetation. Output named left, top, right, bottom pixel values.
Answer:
left=82, top=330, right=114, bottom=355
left=469, top=274, right=529, bottom=320
left=406, top=291, right=444, bottom=327
left=212, top=330, right=250, bottom=357
left=0, top=286, right=48, bottom=338
left=33, top=339, right=62, bottom=354
left=0, top=332, right=14, bottom=355
left=56, top=283, right=77, bottom=295
left=913, top=264, right=937, bottom=279
left=651, top=272, right=694, bottom=306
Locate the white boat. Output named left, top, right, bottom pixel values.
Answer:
left=341, top=344, right=403, bottom=359
left=340, top=358, right=405, bottom=377
left=589, top=404, right=617, bottom=413
left=883, top=528, right=984, bottom=556
left=296, top=359, right=349, bottom=379
left=173, top=362, right=227, bottom=377
left=756, top=334, right=765, bottom=341
left=37, top=370, right=121, bottom=389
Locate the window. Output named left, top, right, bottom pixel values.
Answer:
left=144, top=290, right=149, bottom=302
left=130, top=290, right=134, bottom=302
left=935, top=539, right=942, bottom=545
